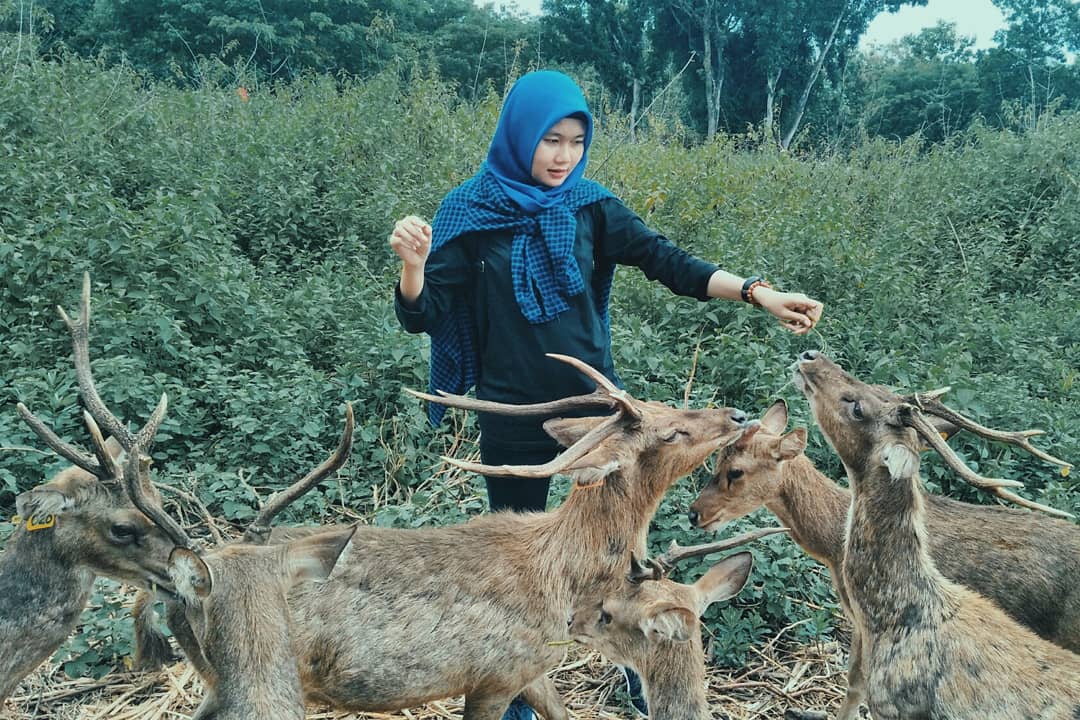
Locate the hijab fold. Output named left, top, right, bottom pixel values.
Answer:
left=426, top=71, right=615, bottom=425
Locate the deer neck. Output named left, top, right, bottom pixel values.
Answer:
left=637, top=636, right=710, bottom=720
left=844, top=463, right=950, bottom=633
left=767, top=455, right=849, bottom=569
left=554, top=469, right=664, bottom=555
left=0, top=530, right=94, bottom=700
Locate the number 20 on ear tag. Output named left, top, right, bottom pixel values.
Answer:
left=25, top=515, right=56, bottom=531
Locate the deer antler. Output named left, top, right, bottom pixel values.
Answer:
left=243, top=403, right=355, bottom=544
left=56, top=273, right=139, bottom=450
left=901, top=391, right=1072, bottom=470
left=442, top=411, right=626, bottom=478
left=407, top=354, right=640, bottom=422
left=405, top=388, right=618, bottom=416
left=654, top=526, right=790, bottom=573
left=16, top=403, right=105, bottom=477
left=904, top=407, right=1074, bottom=520
left=118, top=393, right=199, bottom=550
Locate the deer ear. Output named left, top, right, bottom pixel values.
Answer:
left=15, top=485, right=75, bottom=520
left=641, top=602, right=696, bottom=642
left=692, top=551, right=753, bottom=614
left=287, top=525, right=356, bottom=584
left=760, top=400, right=789, bottom=435
left=773, top=428, right=807, bottom=461
left=169, top=547, right=213, bottom=602
left=542, top=416, right=609, bottom=447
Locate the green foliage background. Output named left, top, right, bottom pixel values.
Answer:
left=1, top=43, right=1077, bottom=678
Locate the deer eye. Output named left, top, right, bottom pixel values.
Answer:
left=108, top=522, right=140, bottom=545
left=842, top=397, right=864, bottom=420
left=663, top=430, right=685, bottom=443
left=599, top=610, right=613, bottom=626
left=726, top=468, right=744, bottom=483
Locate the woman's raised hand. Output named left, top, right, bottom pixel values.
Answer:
left=755, top=288, right=824, bottom=336
left=389, top=215, right=432, bottom=269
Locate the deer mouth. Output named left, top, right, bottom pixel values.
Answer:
left=696, top=511, right=730, bottom=533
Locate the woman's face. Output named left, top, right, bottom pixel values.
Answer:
left=530, top=116, right=586, bottom=188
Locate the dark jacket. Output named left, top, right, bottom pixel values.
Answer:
left=395, top=197, right=717, bottom=446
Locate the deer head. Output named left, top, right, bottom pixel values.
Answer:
left=13, top=273, right=183, bottom=589
left=411, top=353, right=748, bottom=493
left=792, top=350, right=1072, bottom=518
left=569, top=551, right=754, bottom=656
left=689, top=400, right=809, bottom=532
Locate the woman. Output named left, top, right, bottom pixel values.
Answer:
left=392, top=70, right=822, bottom=720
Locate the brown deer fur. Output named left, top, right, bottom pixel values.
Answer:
left=792, top=350, right=1080, bottom=720
left=569, top=552, right=753, bottom=720
left=690, top=399, right=1080, bottom=718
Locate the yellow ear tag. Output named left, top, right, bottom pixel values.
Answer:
left=25, top=515, right=56, bottom=531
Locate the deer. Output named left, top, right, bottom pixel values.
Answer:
left=127, top=352, right=752, bottom=720
left=568, top=528, right=785, bottom=720
left=1, top=273, right=356, bottom=707
left=1, top=275, right=181, bottom=704
left=791, top=349, right=1080, bottom=720
left=688, top=398, right=1080, bottom=719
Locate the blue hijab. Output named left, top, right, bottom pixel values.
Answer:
left=426, top=70, right=615, bottom=425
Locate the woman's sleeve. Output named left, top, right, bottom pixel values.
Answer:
left=598, top=199, right=719, bottom=300
left=394, top=238, right=472, bottom=334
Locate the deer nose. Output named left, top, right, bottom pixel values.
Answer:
left=731, top=409, right=748, bottom=425
left=800, top=349, right=819, bottom=361
left=687, top=510, right=700, bottom=526
left=566, top=613, right=575, bottom=629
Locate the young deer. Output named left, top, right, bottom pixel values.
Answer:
left=2, top=275, right=181, bottom=703
left=793, top=349, right=1080, bottom=719
left=569, top=529, right=783, bottom=720
left=689, top=399, right=1080, bottom=718
left=132, top=353, right=751, bottom=720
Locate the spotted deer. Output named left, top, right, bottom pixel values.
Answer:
left=688, top=398, right=1080, bottom=718
left=131, top=354, right=751, bottom=720
left=2, top=275, right=180, bottom=703
left=568, top=528, right=784, bottom=720
left=792, top=349, right=1080, bottom=719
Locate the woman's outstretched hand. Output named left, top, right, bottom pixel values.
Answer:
left=390, top=215, right=432, bottom=269
left=754, top=288, right=823, bottom=335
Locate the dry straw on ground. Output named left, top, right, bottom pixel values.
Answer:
left=2, top=637, right=849, bottom=720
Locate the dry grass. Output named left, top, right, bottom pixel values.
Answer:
left=1, top=637, right=849, bottom=720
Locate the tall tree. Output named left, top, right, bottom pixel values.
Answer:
left=768, top=0, right=928, bottom=149
left=541, top=0, right=654, bottom=137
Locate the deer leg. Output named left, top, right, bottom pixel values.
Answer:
left=521, top=675, right=568, bottom=720
left=132, top=590, right=176, bottom=671
left=836, top=625, right=867, bottom=720
left=461, top=692, right=515, bottom=720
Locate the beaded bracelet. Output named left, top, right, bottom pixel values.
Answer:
left=740, top=275, right=772, bottom=305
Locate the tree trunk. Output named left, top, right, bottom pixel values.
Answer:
left=764, top=67, right=782, bottom=141
left=702, top=14, right=719, bottom=140
left=630, top=77, right=641, bottom=142
left=780, top=3, right=845, bottom=150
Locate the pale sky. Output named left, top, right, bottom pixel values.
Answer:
left=493, top=0, right=1007, bottom=51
